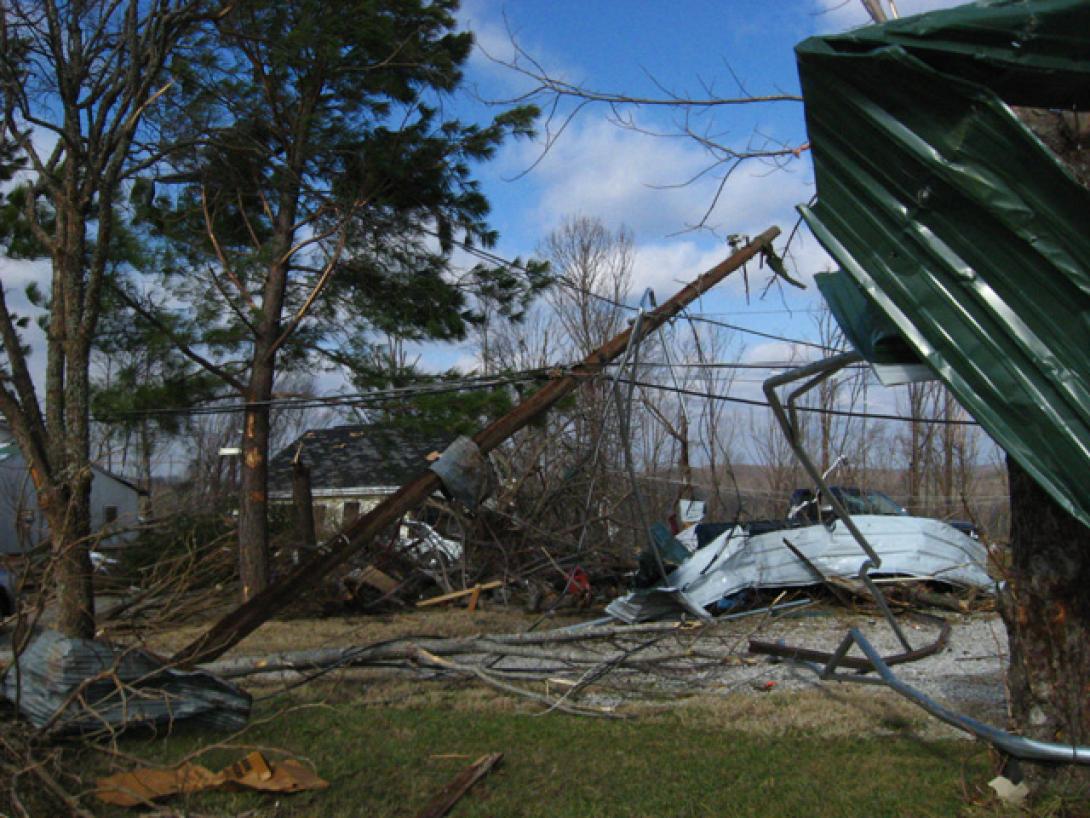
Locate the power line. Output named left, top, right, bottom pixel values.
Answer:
left=615, top=375, right=981, bottom=427
left=432, top=227, right=837, bottom=353
left=103, top=360, right=982, bottom=428
left=605, top=360, right=867, bottom=371
left=95, top=371, right=551, bottom=421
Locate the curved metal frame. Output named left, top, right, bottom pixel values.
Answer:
left=763, top=352, right=911, bottom=650
left=762, top=354, right=1090, bottom=765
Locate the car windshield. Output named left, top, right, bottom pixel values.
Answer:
left=832, top=488, right=906, bottom=516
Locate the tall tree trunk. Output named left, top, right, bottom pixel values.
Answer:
left=941, top=390, right=955, bottom=519
left=46, top=198, right=96, bottom=639
left=238, top=354, right=273, bottom=601
left=999, top=455, right=1090, bottom=791
left=45, top=480, right=95, bottom=637
left=996, top=107, right=1090, bottom=794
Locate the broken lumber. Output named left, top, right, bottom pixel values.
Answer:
left=357, top=565, right=399, bottom=595
left=171, top=228, right=781, bottom=667
left=414, top=753, right=502, bottom=818
left=416, top=581, right=503, bottom=608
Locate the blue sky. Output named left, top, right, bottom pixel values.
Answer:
left=419, top=0, right=965, bottom=373
left=0, top=0, right=967, bottom=405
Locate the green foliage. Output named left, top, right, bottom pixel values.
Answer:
left=376, top=374, right=514, bottom=437
left=132, top=0, right=547, bottom=378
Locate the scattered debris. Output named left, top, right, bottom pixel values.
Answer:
left=95, top=750, right=328, bottom=808
left=987, top=775, right=1030, bottom=807
left=749, top=612, right=951, bottom=670
left=607, top=516, right=994, bottom=623
left=416, top=581, right=504, bottom=609
left=2, top=629, right=250, bottom=734
left=414, top=752, right=503, bottom=818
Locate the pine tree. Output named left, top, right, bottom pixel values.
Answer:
left=135, top=0, right=546, bottom=600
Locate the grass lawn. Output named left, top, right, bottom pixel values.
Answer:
left=95, top=690, right=995, bottom=817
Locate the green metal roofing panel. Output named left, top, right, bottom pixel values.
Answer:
left=795, top=0, right=1090, bottom=526
left=814, top=271, right=922, bottom=368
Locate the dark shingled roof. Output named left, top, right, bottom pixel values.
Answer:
left=268, top=425, right=455, bottom=495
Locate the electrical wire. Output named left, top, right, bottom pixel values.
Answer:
left=614, top=375, right=980, bottom=427
left=429, top=226, right=837, bottom=353
left=99, top=358, right=980, bottom=428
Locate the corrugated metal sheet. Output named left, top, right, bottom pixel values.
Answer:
left=2, top=630, right=251, bottom=734
left=607, top=515, right=993, bottom=623
left=796, top=0, right=1090, bottom=526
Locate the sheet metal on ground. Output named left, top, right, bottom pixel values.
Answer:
left=2, top=630, right=251, bottom=733
left=607, top=516, right=993, bottom=623
left=795, top=0, right=1090, bottom=526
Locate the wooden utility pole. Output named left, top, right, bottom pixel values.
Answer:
left=172, top=227, right=780, bottom=666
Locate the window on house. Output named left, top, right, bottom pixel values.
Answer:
left=104, top=506, right=118, bottom=524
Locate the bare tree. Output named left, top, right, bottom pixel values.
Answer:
left=0, top=0, right=222, bottom=637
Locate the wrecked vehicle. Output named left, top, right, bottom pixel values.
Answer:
left=789, top=486, right=982, bottom=539
left=607, top=514, right=994, bottom=623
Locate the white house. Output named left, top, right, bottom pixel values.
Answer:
left=268, top=424, right=453, bottom=537
left=0, top=424, right=147, bottom=556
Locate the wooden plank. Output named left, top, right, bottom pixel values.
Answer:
left=358, top=565, right=399, bottom=595
left=170, top=228, right=781, bottom=667
left=414, top=753, right=503, bottom=818
left=466, top=584, right=482, bottom=613
left=416, top=581, right=501, bottom=608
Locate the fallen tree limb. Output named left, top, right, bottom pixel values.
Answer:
left=171, top=229, right=782, bottom=667
left=414, top=752, right=502, bottom=818
left=411, top=648, right=626, bottom=719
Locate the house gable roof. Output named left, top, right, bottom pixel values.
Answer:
left=268, top=424, right=455, bottom=495
left=0, top=441, right=146, bottom=495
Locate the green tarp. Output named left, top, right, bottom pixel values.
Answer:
left=796, top=0, right=1090, bottom=526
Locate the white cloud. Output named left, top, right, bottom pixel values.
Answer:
left=506, top=117, right=814, bottom=246
left=629, top=241, right=728, bottom=298
left=743, top=340, right=815, bottom=366
left=810, top=0, right=970, bottom=34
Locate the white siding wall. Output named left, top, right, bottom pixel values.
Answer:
left=0, top=450, right=144, bottom=555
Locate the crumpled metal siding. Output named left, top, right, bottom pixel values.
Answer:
left=2, top=629, right=251, bottom=734
left=795, top=0, right=1090, bottom=526
left=606, top=515, right=993, bottom=623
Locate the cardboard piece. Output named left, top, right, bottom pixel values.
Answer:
left=96, top=751, right=329, bottom=807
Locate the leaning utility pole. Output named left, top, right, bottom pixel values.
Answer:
left=173, top=227, right=781, bottom=666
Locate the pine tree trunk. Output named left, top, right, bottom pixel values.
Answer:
left=49, top=200, right=97, bottom=639
left=43, top=481, right=96, bottom=638
left=238, top=355, right=273, bottom=601
left=999, top=455, right=1090, bottom=791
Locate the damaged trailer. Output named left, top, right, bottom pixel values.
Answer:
left=607, top=515, right=993, bottom=623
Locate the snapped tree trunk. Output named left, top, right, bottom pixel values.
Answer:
left=999, top=455, right=1090, bottom=791
left=292, top=455, right=316, bottom=548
